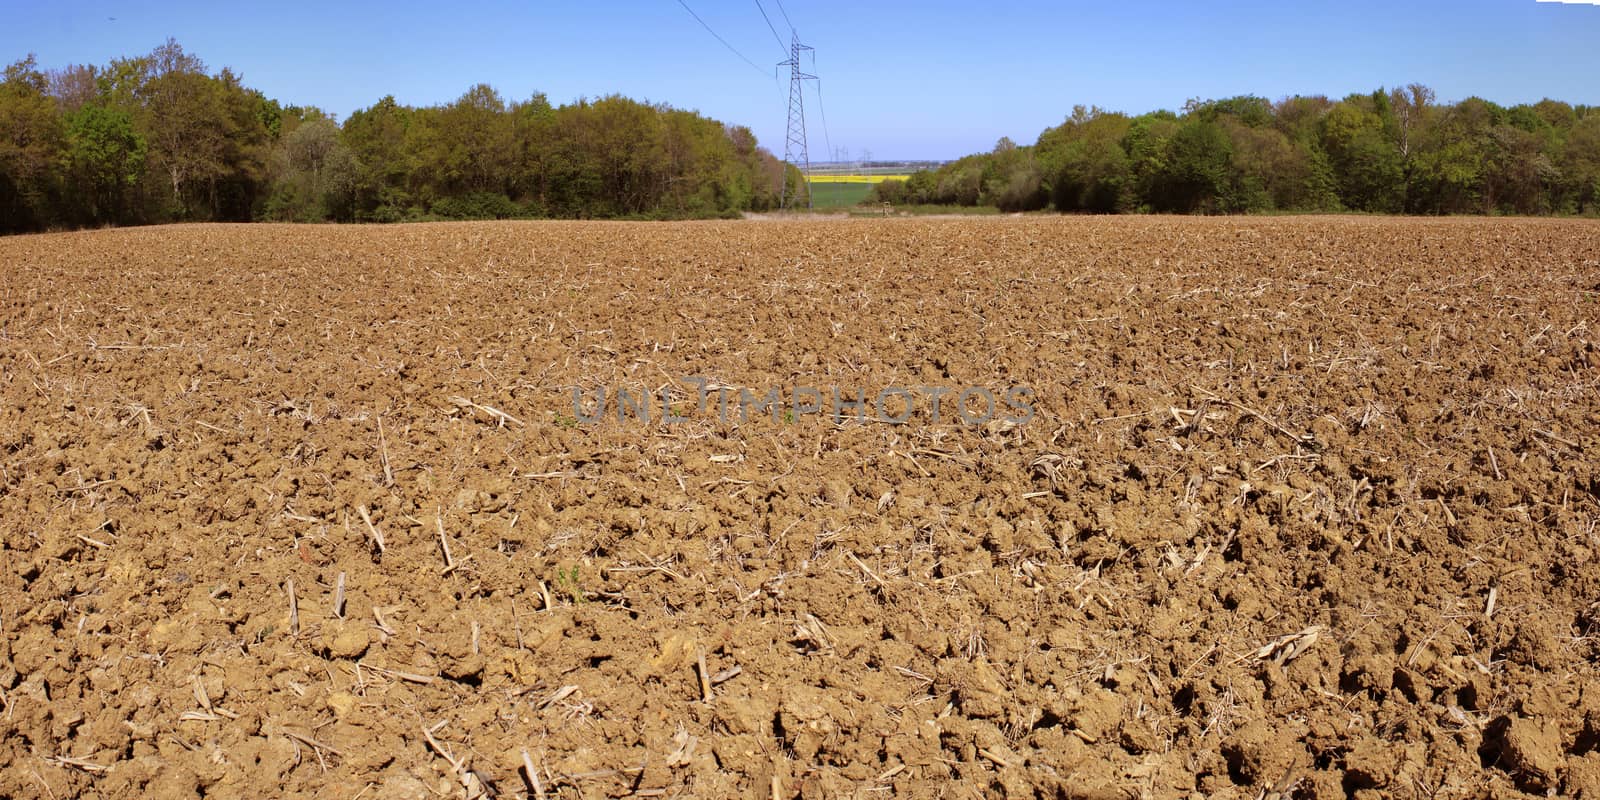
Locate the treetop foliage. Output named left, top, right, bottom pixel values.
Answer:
left=874, top=88, right=1600, bottom=216
left=8, top=40, right=1598, bottom=232
left=1, top=40, right=789, bottom=233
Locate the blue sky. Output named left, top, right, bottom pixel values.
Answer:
left=5, top=0, right=1599, bottom=160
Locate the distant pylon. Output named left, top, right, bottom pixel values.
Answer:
left=779, top=33, right=816, bottom=210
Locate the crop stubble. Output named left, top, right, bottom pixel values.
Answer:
left=0, top=217, right=1597, bottom=798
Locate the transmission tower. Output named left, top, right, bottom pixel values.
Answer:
left=779, top=33, right=816, bottom=210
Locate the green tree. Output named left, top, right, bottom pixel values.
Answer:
left=901, top=169, right=938, bottom=205
left=1561, top=113, right=1600, bottom=213
left=208, top=69, right=274, bottom=220
left=1410, top=97, right=1502, bottom=213
left=344, top=95, right=414, bottom=219
left=62, top=103, right=146, bottom=224
left=1320, top=99, right=1404, bottom=211
left=408, top=83, right=515, bottom=209
left=1486, top=123, right=1558, bottom=215
left=1147, top=118, right=1232, bottom=212
left=1035, top=107, right=1133, bottom=212
left=1189, top=95, right=1274, bottom=128
left=263, top=117, right=358, bottom=221
left=1219, top=118, right=1301, bottom=211
left=1121, top=111, right=1179, bottom=211
left=141, top=39, right=228, bottom=217
left=867, top=177, right=907, bottom=205
left=1386, top=84, right=1435, bottom=212
left=980, top=138, right=1046, bottom=211
left=508, top=93, right=556, bottom=214
left=0, top=56, right=65, bottom=232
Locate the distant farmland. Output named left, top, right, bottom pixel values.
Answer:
left=807, top=173, right=912, bottom=208
left=808, top=174, right=910, bottom=183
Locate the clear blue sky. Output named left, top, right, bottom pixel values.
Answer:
left=5, top=0, right=1600, bottom=160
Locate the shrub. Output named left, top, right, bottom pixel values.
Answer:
left=991, top=164, right=1048, bottom=212
left=430, top=192, right=519, bottom=220
left=867, top=179, right=907, bottom=205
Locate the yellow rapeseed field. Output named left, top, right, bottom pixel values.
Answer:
left=807, top=174, right=911, bottom=184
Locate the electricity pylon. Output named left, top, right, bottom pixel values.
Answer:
left=779, top=33, right=816, bottom=210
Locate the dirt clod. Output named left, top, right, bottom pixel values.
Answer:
left=1489, top=716, right=1567, bottom=792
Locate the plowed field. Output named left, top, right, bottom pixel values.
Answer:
left=1, top=217, right=1597, bottom=799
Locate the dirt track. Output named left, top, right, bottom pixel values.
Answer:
left=1, top=217, right=1597, bottom=799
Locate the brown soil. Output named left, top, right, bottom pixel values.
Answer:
left=1, top=217, right=1597, bottom=799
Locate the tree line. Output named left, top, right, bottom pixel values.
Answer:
left=872, top=88, right=1600, bottom=215
left=1, top=40, right=795, bottom=234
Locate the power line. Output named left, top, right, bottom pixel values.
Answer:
left=753, top=0, right=789, bottom=55
left=772, top=0, right=796, bottom=33
left=672, top=0, right=770, bottom=78
left=814, top=76, right=834, bottom=170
